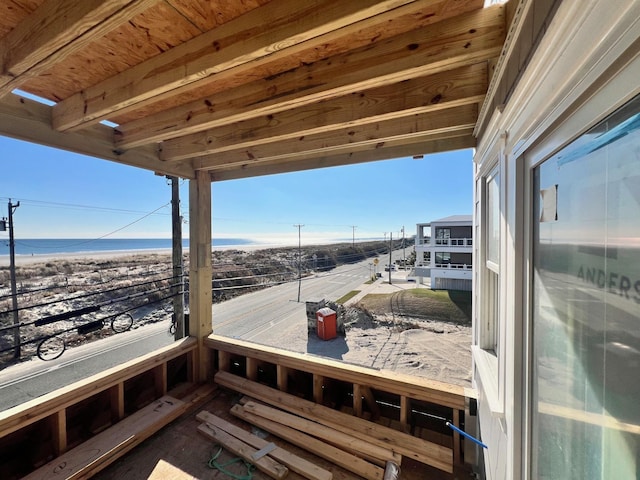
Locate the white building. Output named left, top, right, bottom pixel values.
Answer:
left=414, top=215, right=473, bottom=291
left=472, top=1, right=640, bottom=479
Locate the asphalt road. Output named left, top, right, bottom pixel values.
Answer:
left=0, top=251, right=403, bottom=411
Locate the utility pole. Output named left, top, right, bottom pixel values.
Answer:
left=388, top=232, right=392, bottom=285
left=294, top=224, right=304, bottom=302
left=168, top=177, right=185, bottom=339
left=402, top=225, right=406, bottom=269
left=7, top=200, right=20, bottom=358
left=351, top=225, right=357, bottom=247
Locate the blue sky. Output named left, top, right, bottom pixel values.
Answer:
left=0, top=135, right=473, bottom=245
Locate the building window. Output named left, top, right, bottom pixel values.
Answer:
left=435, top=252, right=451, bottom=264
left=435, top=228, right=451, bottom=245
left=532, top=95, right=640, bottom=479
left=484, top=167, right=500, bottom=353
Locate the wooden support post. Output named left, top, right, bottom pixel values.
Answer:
left=50, top=410, right=67, bottom=455
left=453, top=408, right=461, bottom=466
left=277, top=364, right=288, bottom=391
left=153, top=363, right=167, bottom=397
left=400, top=396, right=410, bottom=430
left=354, top=384, right=363, bottom=417
left=313, top=374, right=324, bottom=404
left=246, top=357, right=258, bottom=381
left=189, top=171, right=212, bottom=382
left=110, top=383, right=125, bottom=422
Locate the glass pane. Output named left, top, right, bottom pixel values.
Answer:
left=487, top=170, right=500, bottom=265
left=532, top=96, right=640, bottom=479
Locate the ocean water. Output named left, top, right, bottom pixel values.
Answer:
left=0, top=238, right=256, bottom=256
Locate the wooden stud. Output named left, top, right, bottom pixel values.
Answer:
left=453, top=408, right=461, bottom=466
left=400, top=396, right=411, bottom=430
left=218, top=351, right=230, bottom=373
left=246, top=357, right=258, bottom=381
left=49, top=410, right=67, bottom=455
left=153, top=363, right=167, bottom=397
left=110, top=383, right=125, bottom=422
left=353, top=384, right=363, bottom=417
left=313, top=374, right=324, bottom=404
left=276, top=364, right=288, bottom=392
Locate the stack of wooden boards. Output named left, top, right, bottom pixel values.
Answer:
left=199, top=371, right=454, bottom=479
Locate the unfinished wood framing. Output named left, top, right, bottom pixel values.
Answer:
left=189, top=171, right=213, bottom=382
left=0, top=339, right=203, bottom=479
left=0, top=0, right=504, bottom=182
left=207, top=334, right=466, bottom=409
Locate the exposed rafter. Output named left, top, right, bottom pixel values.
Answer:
left=193, top=105, right=478, bottom=170
left=113, top=2, right=502, bottom=149
left=160, top=64, right=487, bottom=161
left=51, top=0, right=420, bottom=132
left=0, top=0, right=506, bottom=181
left=208, top=135, right=476, bottom=181
left=0, top=94, right=193, bottom=178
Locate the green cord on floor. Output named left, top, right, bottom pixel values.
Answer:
left=207, top=445, right=255, bottom=480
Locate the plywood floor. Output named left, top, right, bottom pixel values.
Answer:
left=93, top=387, right=468, bottom=480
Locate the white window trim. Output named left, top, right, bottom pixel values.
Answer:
left=473, top=136, right=507, bottom=418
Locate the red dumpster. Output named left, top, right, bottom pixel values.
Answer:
left=316, top=307, right=337, bottom=340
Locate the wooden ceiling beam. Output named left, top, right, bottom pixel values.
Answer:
left=51, top=0, right=421, bottom=132
left=208, top=135, right=476, bottom=181
left=115, top=4, right=504, bottom=149
left=198, top=128, right=475, bottom=171
left=0, top=0, right=160, bottom=97
left=0, top=93, right=194, bottom=178
left=160, top=63, right=487, bottom=161
left=193, top=104, right=478, bottom=169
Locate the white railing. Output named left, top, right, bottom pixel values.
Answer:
left=434, top=237, right=472, bottom=246
left=434, top=263, right=472, bottom=270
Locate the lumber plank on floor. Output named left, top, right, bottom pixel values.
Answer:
left=197, top=410, right=332, bottom=480
left=216, top=371, right=453, bottom=473
left=197, top=423, right=289, bottom=479
left=148, top=459, right=197, bottom=480
left=232, top=404, right=384, bottom=480
left=242, top=400, right=398, bottom=466
left=23, top=396, right=186, bottom=480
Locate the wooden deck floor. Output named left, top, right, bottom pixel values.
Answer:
left=93, top=387, right=467, bottom=480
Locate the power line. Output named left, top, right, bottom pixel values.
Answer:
left=15, top=202, right=171, bottom=249
left=0, top=197, right=172, bottom=217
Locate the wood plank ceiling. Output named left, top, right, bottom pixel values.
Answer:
left=0, top=0, right=506, bottom=181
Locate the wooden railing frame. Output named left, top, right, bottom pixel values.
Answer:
left=206, top=334, right=477, bottom=467
left=0, top=336, right=197, bottom=469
